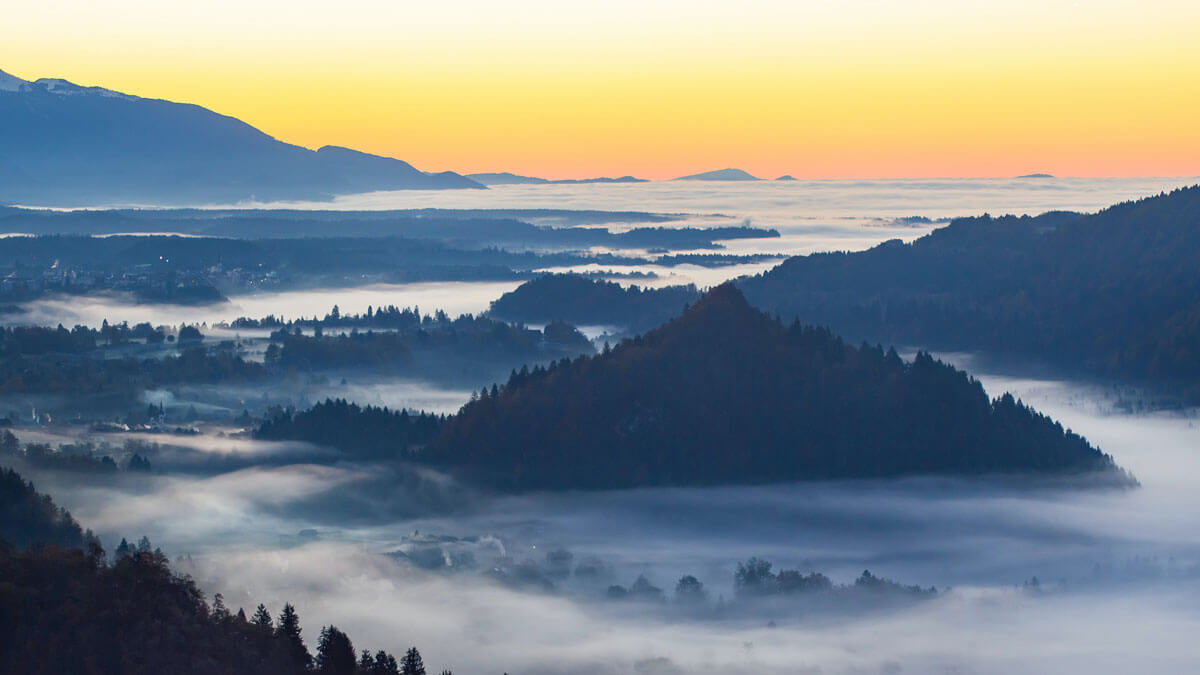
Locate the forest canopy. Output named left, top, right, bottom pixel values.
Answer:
left=263, top=285, right=1132, bottom=492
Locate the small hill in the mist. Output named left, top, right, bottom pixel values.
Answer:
left=0, top=69, right=482, bottom=206
left=739, top=186, right=1200, bottom=398
left=775, top=175, right=798, bottom=181
left=467, top=172, right=647, bottom=186
left=488, top=273, right=701, bottom=333
left=432, top=284, right=1127, bottom=491
left=674, top=168, right=761, bottom=181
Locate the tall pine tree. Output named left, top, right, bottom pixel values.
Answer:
left=273, top=603, right=311, bottom=670
left=400, top=647, right=425, bottom=675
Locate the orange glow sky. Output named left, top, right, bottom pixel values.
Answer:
left=4, top=0, right=1199, bottom=179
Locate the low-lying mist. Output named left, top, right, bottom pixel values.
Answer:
left=10, top=370, right=1200, bottom=673
left=7, top=281, right=523, bottom=329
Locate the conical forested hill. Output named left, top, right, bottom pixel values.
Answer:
left=430, top=284, right=1129, bottom=491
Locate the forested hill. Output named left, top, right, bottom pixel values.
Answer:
left=488, top=274, right=701, bottom=333
left=739, top=186, right=1200, bottom=395
left=429, top=284, right=1129, bottom=491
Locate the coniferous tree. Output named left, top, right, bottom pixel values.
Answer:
left=211, top=593, right=230, bottom=622
left=374, top=650, right=401, bottom=675
left=252, top=603, right=273, bottom=630
left=400, top=647, right=425, bottom=675
left=274, top=602, right=311, bottom=670
left=315, top=625, right=356, bottom=675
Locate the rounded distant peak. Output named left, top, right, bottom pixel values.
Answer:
left=775, top=174, right=798, bottom=181
left=673, top=168, right=761, bottom=181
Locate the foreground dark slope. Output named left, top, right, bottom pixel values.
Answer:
left=432, top=285, right=1126, bottom=491
left=0, top=72, right=480, bottom=205
left=740, top=187, right=1200, bottom=392
left=0, top=466, right=425, bottom=675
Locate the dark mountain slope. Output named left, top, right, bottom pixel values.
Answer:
left=739, top=186, right=1200, bottom=390
left=0, top=465, right=421, bottom=675
left=0, top=465, right=95, bottom=550
left=430, top=285, right=1126, bottom=491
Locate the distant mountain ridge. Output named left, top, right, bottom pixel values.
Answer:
left=466, top=172, right=647, bottom=186
left=0, top=69, right=482, bottom=206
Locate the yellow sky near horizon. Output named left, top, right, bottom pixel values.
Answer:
left=4, top=0, right=1199, bottom=179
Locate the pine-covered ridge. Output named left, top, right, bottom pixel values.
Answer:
left=487, top=188, right=1200, bottom=402
left=263, top=285, right=1132, bottom=491
left=739, top=186, right=1200, bottom=395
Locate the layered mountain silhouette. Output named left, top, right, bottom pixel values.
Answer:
left=0, top=69, right=481, bottom=206
left=466, top=172, right=646, bottom=185
left=431, top=284, right=1127, bottom=491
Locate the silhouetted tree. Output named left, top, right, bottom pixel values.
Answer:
left=400, top=647, right=425, bottom=675
left=274, top=603, right=311, bottom=670
left=252, top=603, right=273, bottom=630
left=674, top=575, right=707, bottom=603
left=735, top=557, right=776, bottom=597
left=315, top=625, right=356, bottom=675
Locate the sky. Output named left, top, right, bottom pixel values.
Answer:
left=4, top=0, right=1200, bottom=180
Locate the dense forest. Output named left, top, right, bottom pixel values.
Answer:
left=0, top=234, right=651, bottom=294
left=264, top=286, right=1130, bottom=491
left=0, top=203, right=775, bottom=248
left=267, top=311, right=593, bottom=374
left=434, top=285, right=1128, bottom=490
left=0, top=307, right=593, bottom=401
left=488, top=189, right=1200, bottom=399
left=257, top=399, right=443, bottom=461
left=0, top=466, right=443, bottom=675
left=739, top=186, right=1200, bottom=396
left=0, top=345, right=265, bottom=395
left=489, top=274, right=700, bottom=333
left=2, top=431, right=160, bottom=475
left=605, top=557, right=935, bottom=608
